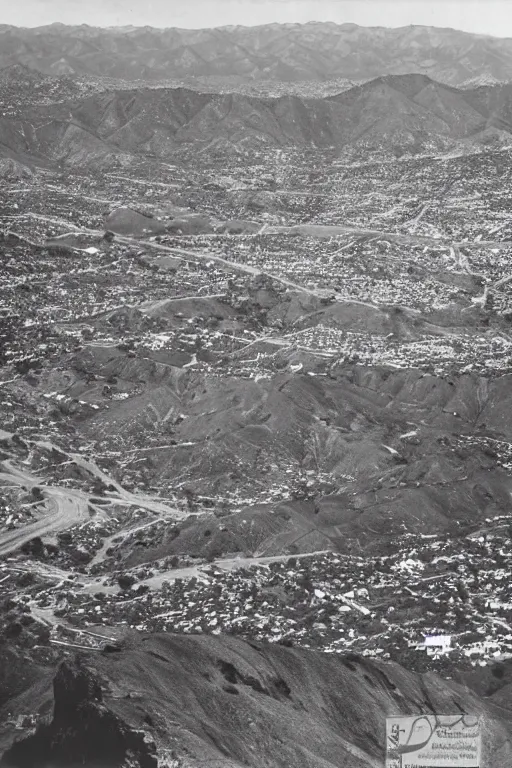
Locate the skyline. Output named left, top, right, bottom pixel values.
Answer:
left=1, top=0, right=512, bottom=39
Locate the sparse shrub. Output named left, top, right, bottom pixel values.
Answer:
left=4, top=621, right=23, bottom=639
left=117, top=573, right=136, bottom=591
left=491, top=663, right=505, bottom=679
left=17, top=571, right=35, bottom=587
left=222, top=684, right=239, bottom=695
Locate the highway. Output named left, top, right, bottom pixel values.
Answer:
left=8, top=211, right=512, bottom=315
left=0, top=475, right=90, bottom=558
left=0, top=433, right=187, bottom=558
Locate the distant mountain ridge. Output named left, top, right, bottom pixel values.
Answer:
left=3, top=22, right=512, bottom=87
left=3, top=70, right=512, bottom=167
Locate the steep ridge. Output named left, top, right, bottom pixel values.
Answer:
left=2, top=633, right=512, bottom=768
left=4, top=73, right=512, bottom=166
left=4, top=23, right=512, bottom=87
left=57, top=284, right=512, bottom=563
left=104, top=366, right=512, bottom=563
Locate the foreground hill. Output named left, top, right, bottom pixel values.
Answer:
left=3, top=22, right=512, bottom=88
left=4, top=72, right=512, bottom=166
left=2, top=632, right=512, bottom=768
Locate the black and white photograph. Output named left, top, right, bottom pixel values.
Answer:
left=1, top=0, right=512, bottom=766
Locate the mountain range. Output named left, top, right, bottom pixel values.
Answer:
left=4, top=70, right=512, bottom=167
left=2, top=22, right=512, bottom=88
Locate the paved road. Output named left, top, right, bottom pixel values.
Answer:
left=114, top=235, right=328, bottom=298
left=11, top=211, right=512, bottom=313
left=144, top=550, right=331, bottom=590
left=12, top=208, right=512, bottom=250
left=34, top=439, right=187, bottom=519
left=5, top=211, right=422, bottom=303
left=0, top=432, right=186, bottom=558
left=113, top=236, right=387, bottom=310
left=0, top=469, right=89, bottom=557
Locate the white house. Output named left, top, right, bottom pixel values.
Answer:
left=414, top=635, right=453, bottom=657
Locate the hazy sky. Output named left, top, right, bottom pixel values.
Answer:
left=2, top=0, right=512, bottom=38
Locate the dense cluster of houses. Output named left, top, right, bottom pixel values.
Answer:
left=3, top=138, right=512, bottom=682
left=3, top=526, right=510, bottom=670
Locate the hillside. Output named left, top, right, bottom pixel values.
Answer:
left=4, top=22, right=512, bottom=88
left=77, top=357, right=512, bottom=562
left=2, top=633, right=512, bottom=768
left=4, top=71, right=512, bottom=167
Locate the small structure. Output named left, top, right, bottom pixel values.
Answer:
left=15, top=714, right=36, bottom=730
left=414, top=635, right=453, bottom=657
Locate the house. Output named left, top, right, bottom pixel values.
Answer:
left=414, top=635, right=453, bottom=657
left=15, top=714, right=36, bottom=730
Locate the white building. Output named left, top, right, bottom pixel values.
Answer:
left=414, top=635, right=453, bottom=657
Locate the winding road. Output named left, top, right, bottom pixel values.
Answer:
left=143, top=550, right=332, bottom=591
left=0, top=465, right=90, bottom=558
left=0, top=433, right=188, bottom=558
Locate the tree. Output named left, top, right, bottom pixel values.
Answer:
left=20, top=537, right=44, bottom=558
left=92, top=480, right=108, bottom=496
left=456, top=581, right=470, bottom=602
left=4, top=621, right=23, bottom=639
left=183, top=488, right=196, bottom=511
left=491, top=663, right=505, bottom=679
left=31, top=486, right=44, bottom=501
left=117, top=573, right=136, bottom=591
